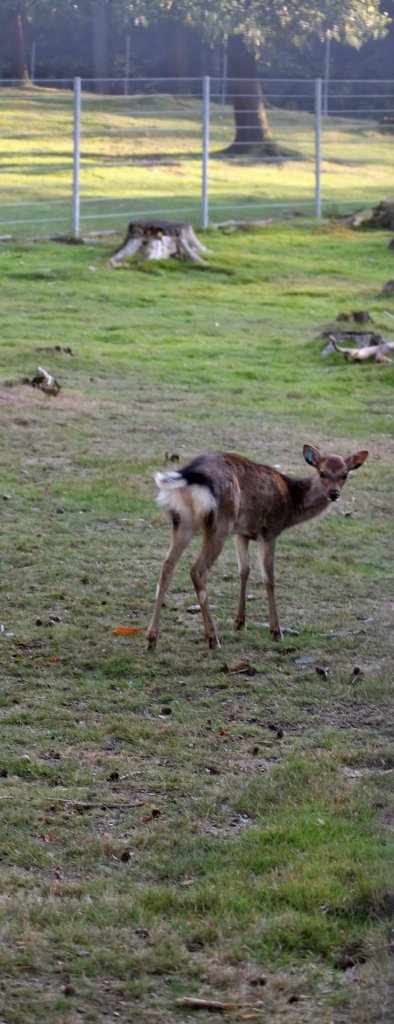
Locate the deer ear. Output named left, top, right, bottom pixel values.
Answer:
left=345, top=450, right=369, bottom=472
left=303, top=444, right=321, bottom=468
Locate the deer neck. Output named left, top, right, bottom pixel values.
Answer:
left=283, top=473, right=329, bottom=528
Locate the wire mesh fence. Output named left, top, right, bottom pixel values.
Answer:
left=0, top=77, right=392, bottom=238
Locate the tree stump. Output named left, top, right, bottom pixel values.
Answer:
left=109, top=219, right=210, bottom=268
left=367, top=201, right=394, bottom=230
left=347, top=201, right=394, bottom=230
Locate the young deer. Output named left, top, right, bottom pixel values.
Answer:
left=147, top=444, right=368, bottom=650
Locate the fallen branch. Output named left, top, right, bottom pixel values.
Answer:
left=329, top=335, right=394, bottom=363
left=47, top=800, right=147, bottom=811
left=176, top=997, right=260, bottom=1013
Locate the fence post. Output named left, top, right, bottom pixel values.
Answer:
left=202, top=75, right=210, bottom=228
left=315, top=77, right=322, bottom=218
left=323, top=34, right=331, bottom=116
left=72, top=77, right=81, bottom=238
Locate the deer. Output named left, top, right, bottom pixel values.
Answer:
left=146, top=444, right=369, bottom=651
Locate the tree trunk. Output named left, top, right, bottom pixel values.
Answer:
left=226, top=36, right=278, bottom=157
left=92, top=2, right=109, bottom=94
left=9, top=8, right=29, bottom=82
left=172, top=21, right=188, bottom=93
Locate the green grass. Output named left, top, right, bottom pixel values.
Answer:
left=0, top=86, right=393, bottom=235
left=0, top=220, right=393, bottom=1023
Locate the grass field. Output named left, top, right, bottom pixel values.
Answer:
left=0, top=85, right=393, bottom=234
left=0, top=219, right=393, bottom=1023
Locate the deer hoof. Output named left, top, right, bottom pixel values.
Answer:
left=146, top=633, right=157, bottom=651
left=208, top=634, right=221, bottom=649
left=235, top=617, right=245, bottom=631
left=270, top=628, right=283, bottom=643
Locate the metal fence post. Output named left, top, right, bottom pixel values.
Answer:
left=72, top=77, right=81, bottom=238
left=323, top=34, right=331, bottom=116
left=315, top=77, right=322, bottom=218
left=202, top=75, right=210, bottom=228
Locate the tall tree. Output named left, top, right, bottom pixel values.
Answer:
left=92, top=1, right=109, bottom=91
left=2, top=1, right=32, bottom=80
left=135, top=1, right=390, bottom=153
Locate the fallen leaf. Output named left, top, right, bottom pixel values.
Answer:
left=231, top=660, right=257, bottom=676
left=113, top=627, right=143, bottom=635
left=141, top=808, right=161, bottom=823
left=50, top=655, right=59, bottom=662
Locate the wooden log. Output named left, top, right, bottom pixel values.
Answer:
left=109, top=219, right=210, bottom=267
left=330, top=335, right=394, bottom=363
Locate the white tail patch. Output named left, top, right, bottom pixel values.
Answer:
left=155, top=471, right=183, bottom=490
left=155, top=471, right=217, bottom=522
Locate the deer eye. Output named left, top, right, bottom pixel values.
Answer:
left=341, top=473, right=348, bottom=481
left=319, top=471, right=326, bottom=479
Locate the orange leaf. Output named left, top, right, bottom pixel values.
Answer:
left=50, top=655, right=59, bottom=662
left=113, top=627, right=143, bottom=635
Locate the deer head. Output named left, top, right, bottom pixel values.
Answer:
left=303, top=444, right=369, bottom=502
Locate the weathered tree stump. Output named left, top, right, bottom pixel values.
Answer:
left=347, top=200, right=394, bottom=230
left=379, top=279, right=394, bottom=295
left=367, top=201, right=394, bottom=230
left=109, top=219, right=210, bottom=268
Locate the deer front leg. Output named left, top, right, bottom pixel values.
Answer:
left=190, top=523, right=229, bottom=649
left=234, top=534, right=250, bottom=630
left=257, top=536, right=283, bottom=642
left=147, top=521, right=195, bottom=650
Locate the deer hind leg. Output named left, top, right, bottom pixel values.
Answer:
left=257, top=536, right=282, bottom=642
left=147, top=515, right=195, bottom=650
left=234, top=534, right=250, bottom=630
left=190, top=519, right=230, bottom=649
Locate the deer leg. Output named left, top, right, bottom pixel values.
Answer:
left=146, top=518, right=195, bottom=650
left=257, top=536, right=282, bottom=642
left=190, top=522, right=230, bottom=649
left=234, top=534, right=250, bottom=630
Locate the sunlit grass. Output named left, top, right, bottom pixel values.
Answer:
left=0, top=86, right=392, bottom=234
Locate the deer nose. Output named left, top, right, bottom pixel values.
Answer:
left=328, top=489, right=340, bottom=501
